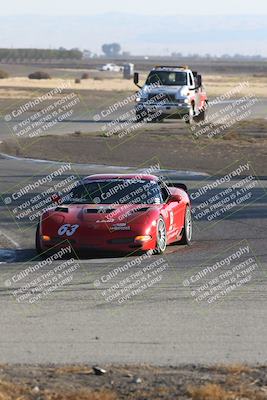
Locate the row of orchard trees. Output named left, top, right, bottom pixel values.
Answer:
left=0, top=48, right=83, bottom=61
left=0, top=44, right=126, bottom=61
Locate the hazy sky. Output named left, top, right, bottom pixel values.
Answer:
left=1, top=0, right=267, bottom=15
left=0, top=1, right=266, bottom=55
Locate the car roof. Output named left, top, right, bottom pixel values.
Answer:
left=83, top=174, right=159, bottom=182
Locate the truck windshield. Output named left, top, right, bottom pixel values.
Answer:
left=146, top=71, right=187, bottom=86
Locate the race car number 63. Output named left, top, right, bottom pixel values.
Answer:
left=58, top=224, right=79, bottom=237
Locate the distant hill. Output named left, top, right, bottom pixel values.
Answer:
left=1, top=13, right=266, bottom=55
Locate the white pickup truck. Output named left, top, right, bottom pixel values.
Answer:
left=134, top=65, right=208, bottom=124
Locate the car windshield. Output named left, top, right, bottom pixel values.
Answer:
left=64, top=179, right=164, bottom=205
left=146, top=71, right=187, bottom=86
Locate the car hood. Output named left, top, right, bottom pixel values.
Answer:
left=48, top=203, right=160, bottom=225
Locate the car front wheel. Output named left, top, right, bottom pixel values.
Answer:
left=35, top=223, right=42, bottom=254
left=155, top=217, right=167, bottom=254
left=179, top=206, right=192, bottom=245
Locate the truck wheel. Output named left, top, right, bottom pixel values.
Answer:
left=147, top=115, right=156, bottom=123
left=136, top=113, right=145, bottom=122
left=198, top=100, right=208, bottom=122
left=155, top=114, right=165, bottom=123
left=198, top=109, right=206, bottom=122
left=185, top=106, right=194, bottom=125
left=136, top=108, right=148, bottom=122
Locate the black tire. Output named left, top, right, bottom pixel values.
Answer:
left=35, top=223, right=42, bottom=255
left=136, top=112, right=145, bottom=122
left=136, top=107, right=148, bottom=122
left=179, top=206, right=193, bottom=245
left=155, top=217, right=167, bottom=254
left=185, top=106, right=194, bottom=125
left=155, top=115, right=164, bottom=123
left=198, top=109, right=206, bottom=122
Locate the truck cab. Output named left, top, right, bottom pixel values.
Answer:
left=134, top=65, right=208, bottom=124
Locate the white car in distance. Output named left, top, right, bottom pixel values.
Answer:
left=101, top=63, right=122, bottom=72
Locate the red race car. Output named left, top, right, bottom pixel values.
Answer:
left=36, top=174, right=192, bottom=255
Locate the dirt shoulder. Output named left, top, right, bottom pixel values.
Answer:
left=1, top=120, right=267, bottom=176
left=0, top=363, right=266, bottom=400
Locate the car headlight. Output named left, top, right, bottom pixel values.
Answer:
left=178, top=98, right=189, bottom=104
left=136, top=97, right=147, bottom=103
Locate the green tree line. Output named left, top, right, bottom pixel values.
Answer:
left=0, top=48, right=83, bottom=60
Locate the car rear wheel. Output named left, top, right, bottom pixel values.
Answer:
left=179, top=206, right=192, bottom=245
left=155, top=217, right=167, bottom=254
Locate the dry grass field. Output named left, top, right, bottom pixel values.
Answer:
left=0, top=72, right=266, bottom=98
left=0, top=364, right=267, bottom=400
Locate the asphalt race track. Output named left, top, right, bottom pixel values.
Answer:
left=0, top=97, right=267, bottom=140
left=0, top=153, right=266, bottom=365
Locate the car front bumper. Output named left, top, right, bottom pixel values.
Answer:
left=40, top=234, right=156, bottom=254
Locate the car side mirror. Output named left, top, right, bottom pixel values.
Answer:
left=134, top=72, right=142, bottom=88
left=51, top=193, right=62, bottom=204
left=168, top=194, right=182, bottom=203
left=197, top=74, right=202, bottom=87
